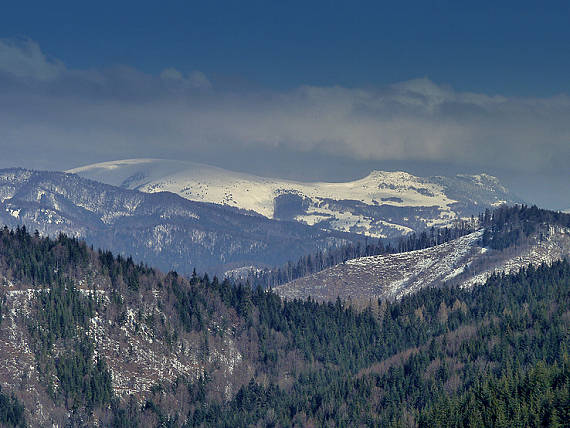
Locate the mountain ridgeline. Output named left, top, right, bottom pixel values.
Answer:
left=0, top=206, right=568, bottom=426
left=0, top=166, right=525, bottom=278
left=69, top=158, right=521, bottom=239
left=479, top=204, right=570, bottom=249
left=0, top=168, right=363, bottom=275
left=274, top=205, right=570, bottom=302
left=237, top=219, right=478, bottom=288
left=244, top=205, right=570, bottom=290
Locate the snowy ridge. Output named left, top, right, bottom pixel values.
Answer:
left=69, top=160, right=456, bottom=216
left=274, top=226, right=570, bottom=303
left=69, top=159, right=520, bottom=238
left=0, top=168, right=361, bottom=275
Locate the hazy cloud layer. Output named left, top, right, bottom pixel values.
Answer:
left=0, top=39, right=568, bottom=206
left=0, top=38, right=65, bottom=81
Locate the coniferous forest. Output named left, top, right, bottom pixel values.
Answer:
left=0, top=206, right=568, bottom=426
left=245, top=219, right=477, bottom=288
left=246, top=204, right=570, bottom=289
left=3, top=3, right=570, bottom=426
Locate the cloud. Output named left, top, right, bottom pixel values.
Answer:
left=0, top=39, right=568, bottom=195
left=160, top=68, right=211, bottom=89
left=0, top=38, right=65, bottom=81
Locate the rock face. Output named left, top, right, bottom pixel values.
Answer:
left=274, top=225, right=570, bottom=303
left=0, top=168, right=360, bottom=275
left=69, top=159, right=522, bottom=238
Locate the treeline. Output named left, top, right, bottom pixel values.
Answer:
left=237, top=204, right=570, bottom=288
left=181, top=259, right=570, bottom=427
left=396, top=218, right=476, bottom=252
left=0, top=225, right=90, bottom=285
left=0, top=219, right=568, bottom=426
left=244, top=219, right=477, bottom=288
left=0, top=225, right=154, bottom=289
left=480, top=204, right=570, bottom=250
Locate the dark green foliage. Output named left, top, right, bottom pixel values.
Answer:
left=54, top=344, right=113, bottom=408
left=31, top=279, right=95, bottom=347
left=0, top=386, right=26, bottom=427
left=98, top=249, right=154, bottom=291
left=171, top=273, right=206, bottom=332
left=0, top=226, right=90, bottom=285
left=481, top=204, right=570, bottom=250
left=257, top=294, right=380, bottom=369
left=0, top=230, right=115, bottom=412
left=111, top=397, right=141, bottom=428
left=185, top=259, right=570, bottom=427
left=0, top=212, right=568, bottom=426
left=420, top=360, right=570, bottom=428
left=28, top=281, right=113, bottom=409
left=249, top=220, right=476, bottom=288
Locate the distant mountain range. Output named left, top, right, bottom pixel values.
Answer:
left=0, top=168, right=360, bottom=275
left=69, top=159, right=522, bottom=238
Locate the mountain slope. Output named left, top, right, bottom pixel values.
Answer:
left=0, top=227, right=567, bottom=426
left=274, top=221, right=570, bottom=303
left=69, top=159, right=520, bottom=238
left=0, top=168, right=360, bottom=274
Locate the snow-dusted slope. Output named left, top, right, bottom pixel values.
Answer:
left=0, top=168, right=361, bottom=275
left=68, top=159, right=519, bottom=238
left=274, top=225, right=570, bottom=303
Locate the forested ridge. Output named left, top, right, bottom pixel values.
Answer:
left=184, top=260, right=569, bottom=427
left=0, top=208, right=568, bottom=426
left=246, top=204, right=570, bottom=288
left=240, top=219, right=477, bottom=288
left=480, top=204, right=570, bottom=250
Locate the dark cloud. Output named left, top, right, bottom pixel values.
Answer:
left=0, top=38, right=568, bottom=208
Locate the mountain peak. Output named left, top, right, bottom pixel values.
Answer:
left=67, top=159, right=521, bottom=238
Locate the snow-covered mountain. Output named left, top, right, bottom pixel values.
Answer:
left=274, top=225, right=570, bottom=303
left=69, top=159, right=521, bottom=238
left=0, top=168, right=361, bottom=274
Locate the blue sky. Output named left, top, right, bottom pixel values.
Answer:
left=0, top=1, right=569, bottom=208
left=3, top=1, right=569, bottom=95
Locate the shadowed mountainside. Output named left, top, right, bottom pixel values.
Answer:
left=0, top=168, right=362, bottom=275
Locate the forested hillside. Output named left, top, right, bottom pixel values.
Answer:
left=194, top=261, right=570, bottom=427
left=480, top=204, right=570, bottom=249
left=0, top=225, right=568, bottom=426
left=240, top=205, right=570, bottom=289
left=240, top=219, right=476, bottom=288
left=274, top=205, right=570, bottom=302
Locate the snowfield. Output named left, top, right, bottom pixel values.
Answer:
left=69, top=159, right=519, bottom=238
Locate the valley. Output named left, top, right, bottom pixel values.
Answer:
left=3, top=8, right=568, bottom=426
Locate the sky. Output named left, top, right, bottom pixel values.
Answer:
left=0, top=1, right=569, bottom=209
